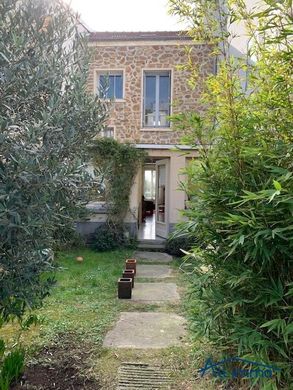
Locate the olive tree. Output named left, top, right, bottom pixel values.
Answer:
left=0, top=0, right=107, bottom=322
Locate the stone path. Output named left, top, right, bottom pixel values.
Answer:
left=136, top=264, right=173, bottom=279
left=103, top=252, right=187, bottom=387
left=103, top=312, right=186, bottom=349
left=131, top=282, right=179, bottom=303
left=133, top=251, right=173, bottom=263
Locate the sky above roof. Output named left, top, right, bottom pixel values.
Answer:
left=65, top=0, right=186, bottom=32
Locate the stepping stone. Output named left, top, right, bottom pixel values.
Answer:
left=103, top=312, right=186, bottom=349
left=136, top=264, right=173, bottom=279
left=131, top=283, right=179, bottom=303
left=134, top=251, right=173, bottom=263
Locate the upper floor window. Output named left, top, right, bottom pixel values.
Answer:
left=143, top=71, right=171, bottom=128
left=97, top=71, right=123, bottom=100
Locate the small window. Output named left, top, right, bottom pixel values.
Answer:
left=101, top=127, right=114, bottom=138
left=97, top=72, right=123, bottom=99
left=143, top=71, right=171, bottom=128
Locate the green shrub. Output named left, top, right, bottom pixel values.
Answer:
left=165, top=234, right=194, bottom=257
left=0, top=343, right=25, bottom=390
left=88, top=140, right=144, bottom=253
left=0, top=0, right=107, bottom=323
left=90, top=139, right=145, bottom=226
left=89, top=223, right=137, bottom=252
left=53, top=224, right=86, bottom=251
left=170, top=0, right=292, bottom=388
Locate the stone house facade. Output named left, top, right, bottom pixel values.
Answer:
left=78, top=31, right=214, bottom=239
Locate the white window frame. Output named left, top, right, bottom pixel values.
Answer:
left=141, top=70, right=172, bottom=130
left=95, top=69, right=125, bottom=101
left=100, top=126, right=115, bottom=138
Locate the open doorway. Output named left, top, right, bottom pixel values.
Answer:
left=138, top=158, right=169, bottom=240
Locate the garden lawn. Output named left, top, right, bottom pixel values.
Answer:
left=1, top=248, right=216, bottom=390
left=1, top=248, right=132, bottom=348
left=0, top=248, right=132, bottom=390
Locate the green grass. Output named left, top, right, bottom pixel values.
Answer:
left=1, top=248, right=133, bottom=348
left=0, top=249, right=219, bottom=389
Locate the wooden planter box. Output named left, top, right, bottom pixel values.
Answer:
left=123, top=269, right=135, bottom=288
left=125, top=259, right=137, bottom=275
left=118, top=278, right=132, bottom=299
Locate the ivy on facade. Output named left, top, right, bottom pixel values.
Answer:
left=90, top=138, right=146, bottom=226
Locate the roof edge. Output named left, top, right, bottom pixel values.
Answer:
left=89, top=30, right=192, bottom=42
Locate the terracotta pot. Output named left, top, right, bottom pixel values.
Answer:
left=123, top=269, right=135, bottom=288
left=125, top=259, right=137, bottom=275
left=118, top=278, right=132, bottom=299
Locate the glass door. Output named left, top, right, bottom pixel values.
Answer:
left=155, top=159, right=169, bottom=238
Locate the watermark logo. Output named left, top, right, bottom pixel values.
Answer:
left=199, top=357, right=281, bottom=379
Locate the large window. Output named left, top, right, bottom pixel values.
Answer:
left=97, top=72, right=123, bottom=99
left=143, top=71, right=171, bottom=128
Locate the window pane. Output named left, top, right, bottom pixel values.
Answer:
left=143, top=71, right=171, bottom=128
left=159, top=75, right=170, bottom=127
left=144, top=75, right=156, bottom=127
left=115, top=75, right=123, bottom=99
left=98, top=74, right=114, bottom=99
left=98, top=73, right=123, bottom=99
left=107, top=75, right=115, bottom=99
left=103, top=127, right=114, bottom=138
left=99, top=75, right=107, bottom=98
left=144, top=169, right=156, bottom=199
left=157, top=165, right=166, bottom=222
left=151, top=170, right=156, bottom=199
left=144, top=170, right=152, bottom=198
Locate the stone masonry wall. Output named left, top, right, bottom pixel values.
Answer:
left=87, top=42, right=214, bottom=144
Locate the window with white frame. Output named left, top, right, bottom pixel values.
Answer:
left=143, top=71, right=171, bottom=128
left=101, top=127, right=114, bottom=138
left=97, top=71, right=123, bottom=99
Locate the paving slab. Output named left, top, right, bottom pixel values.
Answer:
left=131, top=283, right=179, bottom=303
left=103, top=312, right=186, bottom=348
left=134, top=251, right=173, bottom=263
left=136, top=264, right=173, bottom=279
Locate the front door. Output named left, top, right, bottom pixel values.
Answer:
left=155, top=159, right=169, bottom=238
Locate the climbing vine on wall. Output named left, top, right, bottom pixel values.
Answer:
left=90, top=138, right=145, bottom=226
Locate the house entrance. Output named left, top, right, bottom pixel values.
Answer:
left=138, top=158, right=170, bottom=239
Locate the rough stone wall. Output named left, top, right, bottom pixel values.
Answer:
left=87, top=43, right=214, bottom=144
